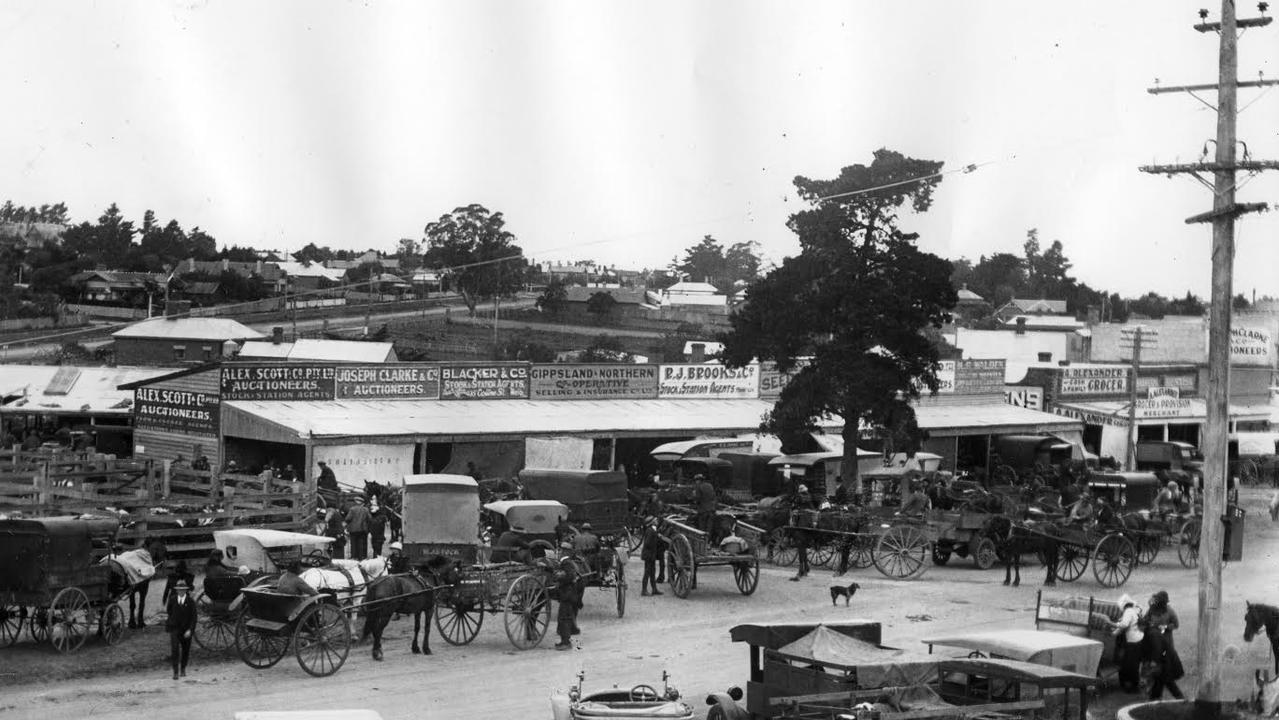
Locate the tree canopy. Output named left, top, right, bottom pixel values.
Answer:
left=670, top=235, right=761, bottom=293
left=423, top=204, right=526, bottom=315
left=720, top=149, right=957, bottom=486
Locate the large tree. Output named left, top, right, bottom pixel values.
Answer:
left=720, top=149, right=957, bottom=487
left=671, top=235, right=761, bottom=293
left=423, top=204, right=526, bottom=316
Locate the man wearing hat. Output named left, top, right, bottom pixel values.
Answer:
left=640, top=516, right=666, bottom=596
left=553, top=551, right=583, bottom=650
left=345, top=496, right=373, bottom=560
left=164, top=578, right=198, bottom=679
left=1109, top=594, right=1144, bottom=693
left=693, top=474, right=717, bottom=535
left=572, top=523, right=602, bottom=573
left=386, top=541, right=410, bottom=574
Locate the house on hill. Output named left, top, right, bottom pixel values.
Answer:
left=177, top=258, right=286, bottom=294
left=69, top=270, right=167, bottom=304
left=661, top=281, right=728, bottom=313
left=994, top=297, right=1069, bottom=320
left=112, top=310, right=265, bottom=365
left=562, top=286, right=653, bottom=318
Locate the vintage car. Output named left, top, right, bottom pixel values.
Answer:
left=552, top=671, right=695, bottom=720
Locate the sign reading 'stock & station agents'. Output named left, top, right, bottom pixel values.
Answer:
left=529, top=364, right=658, bottom=400
left=658, top=363, right=759, bottom=399
left=221, top=364, right=336, bottom=401
left=440, top=363, right=530, bottom=400
left=335, top=364, right=441, bottom=400
left=134, top=387, right=220, bottom=433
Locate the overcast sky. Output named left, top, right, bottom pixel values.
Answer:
left=1, top=1, right=1276, bottom=298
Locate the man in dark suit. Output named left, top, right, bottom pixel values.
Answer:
left=165, top=580, right=198, bottom=679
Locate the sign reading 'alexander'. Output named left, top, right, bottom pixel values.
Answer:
left=1058, top=365, right=1130, bottom=396
left=529, top=364, right=658, bottom=400
left=220, top=364, right=336, bottom=401
left=335, top=364, right=441, bottom=400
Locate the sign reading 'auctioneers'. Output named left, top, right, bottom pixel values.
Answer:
left=221, top=364, right=336, bottom=401
left=335, top=364, right=441, bottom=400
left=440, top=363, right=530, bottom=400
left=134, top=387, right=220, bottom=433
left=529, top=364, right=658, bottom=400
left=658, top=363, right=759, bottom=399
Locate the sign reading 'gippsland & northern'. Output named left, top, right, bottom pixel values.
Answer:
left=134, top=387, right=220, bottom=433
left=1058, top=365, right=1130, bottom=396
left=658, top=363, right=759, bottom=399
left=220, top=365, right=336, bottom=401
left=529, top=364, right=658, bottom=400
left=440, top=363, right=530, bottom=400
left=335, top=364, right=441, bottom=400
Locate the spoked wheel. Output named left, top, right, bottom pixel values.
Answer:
left=1179, top=519, right=1201, bottom=569
left=809, top=543, right=835, bottom=568
left=667, top=534, right=695, bottom=599
left=614, top=566, right=626, bottom=618
left=48, top=587, right=91, bottom=653
left=235, top=613, right=290, bottom=669
left=29, top=607, right=49, bottom=643
left=623, top=527, right=642, bottom=555
left=294, top=602, right=351, bottom=677
left=768, top=529, right=798, bottom=567
left=0, top=604, right=23, bottom=646
left=1136, top=533, right=1161, bottom=565
left=1056, top=545, right=1089, bottom=582
left=733, top=557, right=760, bottom=596
left=99, top=604, right=125, bottom=646
left=1092, top=534, right=1136, bottom=588
left=873, top=526, right=929, bottom=580
left=503, top=574, right=550, bottom=650
left=973, top=538, right=999, bottom=571
left=434, top=600, right=484, bottom=646
left=193, top=593, right=239, bottom=652
left=931, top=545, right=952, bottom=566
left=850, top=534, right=875, bottom=569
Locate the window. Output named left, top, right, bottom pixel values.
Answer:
left=173, top=345, right=186, bottom=361
left=202, top=345, right=214, bottom=361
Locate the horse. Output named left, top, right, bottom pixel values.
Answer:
left=104, top=538, right=167, bottom=628
left=299, top=557, right=388, bottom=610
left=361, top=557, right=456, bottom=661
left=986, top=516, right=1059, bottom=588
left=1246, top=602, right=1279, bottom=676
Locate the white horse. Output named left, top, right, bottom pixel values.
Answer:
left=299, top=558, right=388, bottom=610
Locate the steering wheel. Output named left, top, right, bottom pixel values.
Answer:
left=630, top=684, right=660, bottom=701
left=967, top=650, right=987, bottom=659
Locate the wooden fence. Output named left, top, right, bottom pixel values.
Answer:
left=0, top=450, right=315, bottom=556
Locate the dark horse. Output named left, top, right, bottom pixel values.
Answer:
left=1245, top=601, right=1279, bottom=675
left=105, top=538, right=167, bottom=629
left=985, top=516, right=1059, bottom=587
left=361, top=557, right=455, bottom=661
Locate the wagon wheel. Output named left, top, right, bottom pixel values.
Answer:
left=0, top=604, right=23, bottom=646
left=1136, top=533, right=1161, bottom=565
left=1092, top=534, right=1136, bottom=588
left=1238, top=459, right=1260, bottom=486
left=1179, top=518, right=1201, bottom=569
left=973, top=537, right=999, bottom=571
left=768, top=528, right=798, bottom=567
left=614, top=564, right=627, bottom=618
left=294, top=602, right=351, bottom=677
left=28, top=607, right=49, bottom=643
left=503, top=574, right=550, bottom=650
left=1055, top=544, right=1089, bottom=582
left=809, top=542, right=835, bottom=568
left=733, top=557, right=760, bottom=596
left=47, top=587, right=91, bottom=653
left=99, top=604, right=125, bottom=646
left=623, top=527, right=642, bottom=555
left=235, top=612, right=290, bottom=669
left=434, top=599, right=484, bottom=646
left=931, top=544, right=952, bottom=566
left=850, top=534, right=876, bottom=569
left=666, top=534, right=695, bottom=599
left=193, top=592, right=239, bottom=652
left=873, top=526, right=929, bottom=580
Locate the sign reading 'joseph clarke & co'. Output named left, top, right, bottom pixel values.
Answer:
left=335, top=364, right=441, bottom=400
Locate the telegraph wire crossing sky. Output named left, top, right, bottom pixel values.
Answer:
left=0, top=1, right=1275, bottom=298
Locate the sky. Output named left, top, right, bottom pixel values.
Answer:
left=0, top=1, right=1276, bottom=298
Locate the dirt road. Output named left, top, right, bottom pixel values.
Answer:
left=3, top=489, right=1277, bottom=720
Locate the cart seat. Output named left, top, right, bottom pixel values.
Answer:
left=202, top=576, right=246, bottom=604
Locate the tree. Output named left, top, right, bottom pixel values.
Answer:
left=967, top=252, right=1026, bottom=309
left=220, top=245, right=262, bottom=262
left=720, top=149, right=957, bottom=487
left=423, top=204, right=526, bottom=316
left=293, top=243, right=332, bottom=264
left=671, top=235, right=762, bottom=293
left=535, top=278, right=568, bottom=315
left=585, top=290, right=616, bottom=320
left=580, top=334, right=630, bottom=363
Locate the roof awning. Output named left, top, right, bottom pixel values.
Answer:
left=913, top=402, right=1083, bottom=437
left=1054, top=399, right=1272, bottom=426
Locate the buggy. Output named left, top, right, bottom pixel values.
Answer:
left=234, top=586, right=353, bottom=677
left=659, top=515, right=763, bottom=599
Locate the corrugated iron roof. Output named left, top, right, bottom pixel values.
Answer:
left=237, top=339, right=394, bottom=363
left=0, top=365, right=178, bottom=415
left=112, top=316, right=266, bottom=340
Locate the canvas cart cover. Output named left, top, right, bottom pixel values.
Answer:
left=519, top=469, right=627, bottom=505
left=921, top=629, right=1103, bottom=676
left=105, top=548, right=155, bottom=586
left=214, top=529, right=334, bottom=573
left=403, top=474, right=480, bottom=546
left=776, top=625, right=939, bottom=688
left=483, top=500, right=569, bottom=534
left=0, top=516, right=119, bottom=593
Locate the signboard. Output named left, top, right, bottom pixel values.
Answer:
left=221, top=364, right=336, bottom=401
left=658, top=363, right=760, bottom=399
left=134, top=387, right=220, bottom=434
left=528, top=364, right=658, bottom=400
left=759, top=360, right=810, bottom=399
left=1147, top=386, right=1180, bottom=400
left=955, top=359, right=1005, bottom=395
left=440, top=363, right=530, bottom=400
left=1053, top=405, right=1127, bottom=428
left=1135, top=372, right=1198, bottom=395
left=931, top=360, right=956, bottom=393
left=1135, top=396, right=1196, bottom=419
left=1003, top=385, right=1043, bottom=411
left=1058, top=365, right=1130, bottom=397
left=313, top=443, right=416, bottom=482
left=335, top=364, right=441, bottom=400
left=1231, top=326, right=1274, bottom=366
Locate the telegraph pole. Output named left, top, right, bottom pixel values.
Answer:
left=1140, top=3, right=1277, bottom=716
left=1120, top=326, right=1157, bottom=470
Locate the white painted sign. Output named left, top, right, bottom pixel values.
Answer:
left=313, top=443, right=416, bottom=485
left=935, top=361, right=956, bottom=393
left=1004, top=385, right=1043, bottom=411
left=1135, top=397, right=1195, bottom=419
left=1231, top=326, right=1274, bottom=366
left=658, top=363, right=759, bottom=399
left=1058, top=365, right=1130, bottom=396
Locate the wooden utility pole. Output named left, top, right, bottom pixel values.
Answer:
left=1140, top=3, right=1276, bottom=716
left=1120, top=326, right=1155, bottom=470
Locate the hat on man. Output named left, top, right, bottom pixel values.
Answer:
left=581, top=522, right=592, bottom=531
left=796, top=484, right=809, bottom=494
left=353, top=496, right=364, bottom=504
left=389, top=541, right=403, bottom=552
left=318, top=461, right=327, bottom=466
left=173, top=580, right=191, bottom=592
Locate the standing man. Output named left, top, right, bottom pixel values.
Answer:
left=165, top=580, right=197, bottom=679
left=553, top=553, right=582, bottom=650
left=317, top=461, right=338, bottom=505
left=640, top=517, right=666, bottom=596
left=694, top=474, right=717, bottom=535
left=369, top=500, right=388, bottom=558
left=345, top=496, right=372, bottom=560
left=789, top=484, right=813, bottom=582
left=325, top=505, right=347, bottom=559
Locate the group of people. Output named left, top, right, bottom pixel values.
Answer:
left=317, top=495, right=394, bottom=560
left=1110, top=590, right=1186, bottom=699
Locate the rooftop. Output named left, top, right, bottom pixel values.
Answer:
left=112, top=316, right=267, bottom=341
left=237, top=339, right=396, bottom=363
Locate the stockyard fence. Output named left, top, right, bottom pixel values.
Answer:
left=0, top=449, right=315, bottom=555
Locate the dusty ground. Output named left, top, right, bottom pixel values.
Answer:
left=2, top=488, right=1277, bottom=720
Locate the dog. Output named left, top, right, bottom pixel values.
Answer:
left=829, top=582, right=861, bottom=606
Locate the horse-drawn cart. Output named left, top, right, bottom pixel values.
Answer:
left=234, top=587, right=352, bottom=677
left=433, top=560, right=555, bottom=649
left=660, top=516, right=763, bottom=599
left=0, top=516, right=129, bottom=653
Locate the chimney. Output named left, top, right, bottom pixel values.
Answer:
left=272, top=326, right=284, bottom=344
left=1037, top=352, right=1053, bottom=362
left=221, top=259, right=229, bottom=272
left=690, top=343, right=705, bottom=363
left=1015, top=317, right=1027, bottom=335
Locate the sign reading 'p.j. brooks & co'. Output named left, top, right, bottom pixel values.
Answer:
left=658, top=363, right=759, bottom=399
left=134, top=387, right=220, bottom=433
